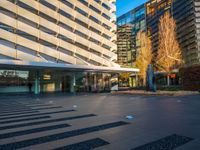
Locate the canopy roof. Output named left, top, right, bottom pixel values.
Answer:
left=0, top=60, right=139, bottom=73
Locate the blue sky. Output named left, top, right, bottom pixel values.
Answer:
left=116, top=0, right=148, bottom=17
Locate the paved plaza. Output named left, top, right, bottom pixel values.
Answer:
left=0, top=93, right=200, bottom=150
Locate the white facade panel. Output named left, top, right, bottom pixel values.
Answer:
left=0, top=0, right=118, bottom=67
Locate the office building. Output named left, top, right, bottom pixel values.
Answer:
left=0, top=0, right=138, bottom=94
left=117, top=24, right=134, bottom=67
left=117, top=4, right=146, bottom=67
left=146, top=0, right=200, bottom=66
left=117, top=0, right=200, bottom=67
left=146, top=0, right=172, bottom=53
left=172, top=0, right=200, bottom=65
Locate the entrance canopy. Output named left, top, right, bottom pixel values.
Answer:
left=0, top=59, right=139, bottom=73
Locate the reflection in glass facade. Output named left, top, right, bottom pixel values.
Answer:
left=117, top=4, right=146, bottom=67
left=0, top=70, right=29, bottom=93
left=0, top=69, right=115, bottom=94
left=116, top=4, right=146, bottom=88
left=117, top=25, right=135, bottom=67
left=117, top=5, right=145, bottom=27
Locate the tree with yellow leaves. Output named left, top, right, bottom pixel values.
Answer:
left=156, top=12, right=182, bottom=85
left=135, top=31, right=152, bottom=86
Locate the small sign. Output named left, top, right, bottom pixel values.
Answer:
left=43, top=74, right=51, bottom=80
left=170, top=74, right=176, bottom=78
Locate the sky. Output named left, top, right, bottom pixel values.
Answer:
left=116, top=0, right=148, bottom=17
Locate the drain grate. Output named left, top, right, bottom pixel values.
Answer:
left=54, top=138, right=109, bottom=150
left=0, top=121, right=129, bottom=149
left=0, top=114, right=96, bottom=130
left=131, top=134, right=194, bottom=150
left=0, top=124, right=70, bottom=139
left=0, top=109, right=75, bottom=120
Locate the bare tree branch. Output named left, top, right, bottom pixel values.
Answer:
left=156, top=11, right=182, bottom=73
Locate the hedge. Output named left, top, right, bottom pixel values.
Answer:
left=179, top=65, right=200, bottom=91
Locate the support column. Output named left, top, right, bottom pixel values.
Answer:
left=70, top=73, right=76, bottom=93
left=34, top=71, right=40, bottom=95
left=85, top=73, right=89, bottom=92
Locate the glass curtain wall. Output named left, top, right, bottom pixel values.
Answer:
left=0, top=70, right=29, bottom=93
left=0, top=69, right=114, bottom=94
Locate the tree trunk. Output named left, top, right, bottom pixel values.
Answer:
left=167, top=75, right=170, bottom=86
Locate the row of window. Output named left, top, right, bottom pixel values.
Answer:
left=8, top=0, right=113, bottom=41
left=117, top=8, right=145, bottom=26
left=3, top=1, right=113, bottom=51
left=70, top=0, right=112, bottom=29
left=0, top=22, right=108, bottom=64
left=94, top=0, right=111, bottom=11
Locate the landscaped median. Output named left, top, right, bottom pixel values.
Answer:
left=111, top=90, right=199, bottom=96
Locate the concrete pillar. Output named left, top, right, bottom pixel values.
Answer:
left=85, top=73, right=89, bottom=92
left=54, top=73, right=60, bottom=92
left=34, top=71, right=40, bottom=95
left=70, top=73, right=76, bottom=93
